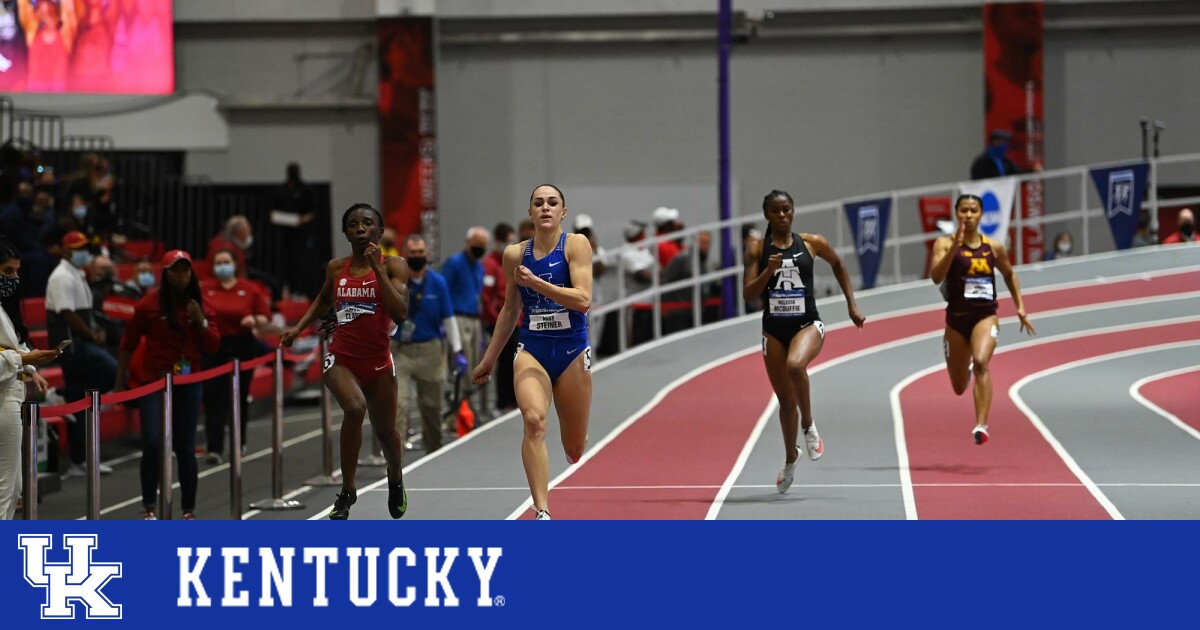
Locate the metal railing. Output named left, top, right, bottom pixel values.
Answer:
left=591, top=152, right=1200, bottom=352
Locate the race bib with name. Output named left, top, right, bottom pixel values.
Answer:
left=336, top=301, right=377, bottom=324
left=963, top=277, right=994, bottom=301
left=529, top=311, right=570, bottom=331
left=768, top=288, right=806, bottom=317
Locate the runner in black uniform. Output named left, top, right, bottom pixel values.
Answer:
left=744, top=190, right=865, bottom=494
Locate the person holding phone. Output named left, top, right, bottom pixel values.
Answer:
left=115, top=250, right=220, bottom=520
left=0, top=237, right=57, bottom=519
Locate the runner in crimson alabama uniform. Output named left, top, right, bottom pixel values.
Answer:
left=281, top=203, right=411, bottom=520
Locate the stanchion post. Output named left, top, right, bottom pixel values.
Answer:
left=229, top=359, right=243, bottom=520
left=86, top=389, right=101, bottom=520
left=160, top=372, right=174, bottom=520
left=21, top=402, right=38, bottom=520
left=249, top=347, right=303, bottom=510
left=306, top=338, right=341, bottom=486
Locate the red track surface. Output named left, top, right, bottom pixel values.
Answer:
left=1137, top=368, right=1200, bottom=432
left=900, top=324, right=1199, bottom=520
left=529, top=272, right=1199, bottom=519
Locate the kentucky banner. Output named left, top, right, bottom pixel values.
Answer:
left=2, top=522, right=1195, bottom=628
left=843, top=198, right=891, bottom=290
left=958, top=177, right=1017, bottom=245
left=378, top=18, right=439, bottom=257
left=1090, top=162, right=1150, bottom=250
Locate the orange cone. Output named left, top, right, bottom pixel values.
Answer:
left=456, top=400, right=476, bottom=437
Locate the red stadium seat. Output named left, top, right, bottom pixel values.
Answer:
left=39, top=366, right=64, bottom=391
left=22, top=297, right=46, bottom=329
left=121, top=240, right=163, bottom=261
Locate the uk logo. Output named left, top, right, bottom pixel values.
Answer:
left=18, top=534, right=123, bottom=620
left=1108, top=170, right=1134, bottom=218
left=857, top=206, right=880, bottom=254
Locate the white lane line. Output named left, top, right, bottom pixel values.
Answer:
left=889, top=317, right=1200, bottom=523
left=705, top=399, right=778, bottom=520
left=1010, top=341, right=1200, bottom=521
left=1130, top=365, right=1200, bottom=443
left=240, top=486, right=315, bottom=520
left=504, top=346, right=763, bottom=520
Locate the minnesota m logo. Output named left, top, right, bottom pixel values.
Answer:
left=968, top=258, right=992, bottom=275
left=18, top=534, right=123, bottom=620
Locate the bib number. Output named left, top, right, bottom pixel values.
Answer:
left=337, top=301, right=376, bottom=324
left=322, top=353, right=335, bottom=373
left=963, top=277, right=994, bottom=301
left=529, top=311, right=570, bottom=332
left=768, top=288, right=806, bottom=317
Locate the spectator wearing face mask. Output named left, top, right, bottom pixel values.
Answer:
left=379, top=227, right=401, bottom=257
left=207, top=215, right=254, bottom=277
left=1043, top=231, right=1074, bottom=261
left=970, top=130, right=1022, bottom=180
left=441, top=226, right=489, bottom=416
left=1161, top=208, right=1196, bottom=245
left=45, top=231, right=115, bottom=478
left=90, top=254, right=141, bottom=359
left=0, top=183, right=56, bottom=296
left=199, top=248, right=273, bottom=464
left=48, top=194, right=104, bottom=260
left=133, top=260, right=157, bottom=292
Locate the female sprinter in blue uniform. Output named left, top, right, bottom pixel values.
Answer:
left=473, top=184, right=592, bottom=520
left=744, top=190, right=866, bottom=494
left=930, top=194, right=1034, bottom=444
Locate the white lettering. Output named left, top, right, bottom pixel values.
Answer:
left=347, top=548, right=379, bottom=607
left=468, top=547, right=503, bottom=607
left=258, top=548, right=295, bottom=607
left=177, top=548, right=212, bottom=607
left=221, top=548, right=250, bottom=607
left=387, top=548, right=417, bottom=607
left=424, top=548, right=460, bottom=607
left=336, top=287, right=377, bottom=299
left=303, top=548, right=339, bottom=607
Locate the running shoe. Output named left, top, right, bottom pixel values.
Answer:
left=182, top=512, right=196, bottom=520
left=776, top=447, right=799, bottom=494
left=329, top=489, right=357, bottom=520
left=973, top=424, right=989, bottom=445
left=141, top=510, right=157, bottom=520
left=535, top=509, right=552, bottom=520
left=388, top=480, right=408, bottom=519
left=804, top=426, right=824, bottom=461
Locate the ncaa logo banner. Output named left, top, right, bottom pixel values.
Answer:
left=1089, top=161, right=1150, bottom=250
left=957, top=177, right=1017, bottom=246
left=842, top=198, right=891, bottom=289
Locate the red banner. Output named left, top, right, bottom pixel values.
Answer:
left=378, top=18, right=438, bottom=257
left=984, top=2, right=1044, bottom=262
left=919, top=196, right=952, bottom=278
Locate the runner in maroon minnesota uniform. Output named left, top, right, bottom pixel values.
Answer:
left=281, top=203, right=410, bottom=519
left=930, top=194, right=1035, bottom=445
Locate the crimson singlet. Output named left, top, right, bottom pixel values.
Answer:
left=329, top=257, right=395, bottom=359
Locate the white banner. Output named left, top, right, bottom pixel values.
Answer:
left=957, top=177, right=1017, bottom=245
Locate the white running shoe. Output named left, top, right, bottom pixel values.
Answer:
left=775, top=448, right=799, bottom=494
left=534, top=509, right=552, bottom=520
left=973, top=424, right=989, bottom=445
left=804, top=426, right=824, bottom=461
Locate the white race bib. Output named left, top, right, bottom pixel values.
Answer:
left=529, top=311, right=570, bottom=332
left=768, top=288, right=806, bottom=317
left=336, top=301, right=377, bottom=324
left=963, top=277, right=994, bottom=301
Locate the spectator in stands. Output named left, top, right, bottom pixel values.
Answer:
left=518, top=219, right=535, bottom=242
left=115, top=249, right=220, bottom=520
left=573, top=213, right=610, bottom=350
left=970, top=130, right=1022, bottom=180
left=620, top=220, right=656, bottom=347
left=207, top=215, right=253, bottom=275
left=0, top=182, right=57, bottom=296
left=24, top=0, right=72, bottom=92
left=652, top=206, right=683, bottom=267
left=134, top=259, right=156, bottom=290
left=380, top=227, right=400, bottom=257
left=0, top=236, right=57, bottom=520
left=200, top=248, right=273, bottom=465
left=270, top=163, right=320, bottom=300
left=0, top=0, right=29, bottom=91
left=441, top=226, right=488, bottom=418
left=1043, top=231, right=1074, bottom=261
left=89, top=254, right=139, bottom=358
left=48, top=194, right=103, bottom=259
left=45, top=230, right=114, bottom=478
left=482, top=222, right=518, bottom=413
left=1161, top=208, right=1196, bottom=245
left=742, top=224, right=764, bottom=313
left=389, top=235, right=465, bottom=453
left=1131, top=210, right=1157, bottom=248
left=661, top=230, right=717, bottom=335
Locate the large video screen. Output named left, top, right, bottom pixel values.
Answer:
left=0, top=0, right=173, bottom=94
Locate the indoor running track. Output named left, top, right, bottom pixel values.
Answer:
left=250, top=246, right=1200, bottom=521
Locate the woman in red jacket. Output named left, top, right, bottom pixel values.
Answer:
left=115, top=250, right=220, bottom=520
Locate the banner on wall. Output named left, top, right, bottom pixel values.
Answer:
left=984, top=2, right=1044, bottom=260
left=918, top=196, right=953, bottom=278
left=1090, top=162, right=1150, bottom=250
left=843, top=198, right=891, bottom=290
left=378, top=18, right=438, bottom=258
left=958, top=178, right=1016, bottom=246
